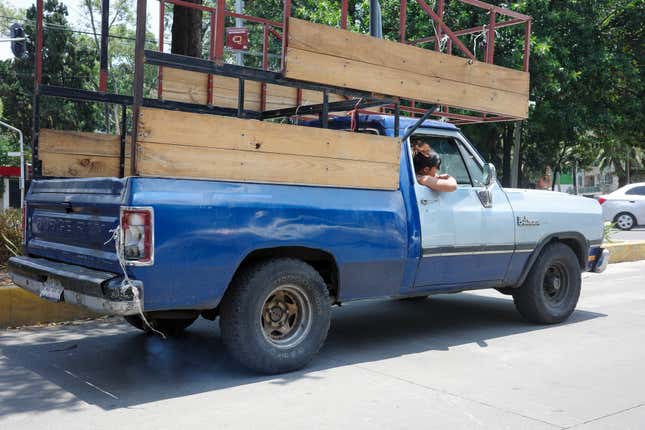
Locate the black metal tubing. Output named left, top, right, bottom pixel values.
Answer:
left=119, top=105, right=126, bottom=178
left=237, top=78, right=245, bottom=118
left=39, top=85, right=261, bottom=119
left=261, top=96, right=394, bottom=120
left=394, top=103, right=400, bottom=137
left=400, top=105, right=439, bottom=142
left=320, top=90, right=329, bottom=128
left=40, top=85, right=130, bottom=104
left=145, top=50, right=374, bottom=100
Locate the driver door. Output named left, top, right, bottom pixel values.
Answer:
left=412, top=134, right=515, bottom=289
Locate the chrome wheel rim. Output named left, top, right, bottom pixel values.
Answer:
left=542, top=263, right=569, bottom=306
left=260, top=284, right=312, bottom=349
left=617, top=214, right=634, bottom=230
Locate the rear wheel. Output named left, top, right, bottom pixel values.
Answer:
left=124, top=315, right=197, bottom=336
left=220, top=258, right=331, bottom=374
left=614, top=212, right=636, bottom=230
left=513, top=242, right=581, bottom=324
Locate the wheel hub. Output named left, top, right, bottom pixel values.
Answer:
left=543, top=263, right=568, bottom=304
left=260, top=285, right=312, bottom=348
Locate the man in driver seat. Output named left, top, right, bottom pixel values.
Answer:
left=414, top=152, right=457, bottom=192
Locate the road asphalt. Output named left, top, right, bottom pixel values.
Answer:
left=1, top=260, right=644, bottom=429
left=611, top=227, right=645, bottom=242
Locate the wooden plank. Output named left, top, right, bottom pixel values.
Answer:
left=39, top=129, right=127, bottom=177
left=161, top=68, right=208, bottom=104
left=138, top=107, right=400, bottom=164
left=288, top=18, right=529, bottom=96
left=39, top=129, right=126, bottom=157
left=285, top=47, right=529, bottom=118
left=162, top=67, right=344, bottom=111
left=40, top=152, right=125, bottom=178
left=137, top=141, right=399, bottom=190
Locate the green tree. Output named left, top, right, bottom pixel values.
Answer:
left=0, top=0, right=104, bottom=150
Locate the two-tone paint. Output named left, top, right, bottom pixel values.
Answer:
left=18, top=115, right=604, bottom=313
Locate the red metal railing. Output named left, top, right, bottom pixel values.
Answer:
left=157, top=0, right=288, bottom=101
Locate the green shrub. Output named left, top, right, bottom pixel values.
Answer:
left=603, top=221, right=618, bottom=243
left=0, top=208, right=22, bottom=267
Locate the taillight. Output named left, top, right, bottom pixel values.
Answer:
left=120, top=207, right=154, bottom=265
left=598, top=197, right=606, bottom=205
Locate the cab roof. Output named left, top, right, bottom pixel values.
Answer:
left=302, top=114, right=459, bottom=136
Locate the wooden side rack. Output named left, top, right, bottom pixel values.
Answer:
left=30, top=0, right=532, bottom=187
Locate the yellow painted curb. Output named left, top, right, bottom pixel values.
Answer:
left=604, top=240, right=645, bottom=264
left=0, top=285, right=99, bottom=328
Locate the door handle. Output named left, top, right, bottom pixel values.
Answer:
left=420, top=199, right=438, bottom=205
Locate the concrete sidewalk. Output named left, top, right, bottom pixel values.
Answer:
left=0, top=260, right=644, bottom=429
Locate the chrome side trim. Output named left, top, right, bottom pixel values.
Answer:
left=422, top=245, right=535, bottom=257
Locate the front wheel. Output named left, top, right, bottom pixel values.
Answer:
left=219, top=258, right=331, bottom=374
left=513, top=242, right=581, bottom=324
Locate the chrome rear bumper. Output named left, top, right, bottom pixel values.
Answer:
left=8, top=256, right=140, bottom=316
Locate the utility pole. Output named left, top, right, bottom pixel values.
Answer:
left=235, top=0, right=244, bottom=65
left=573, top=161, right=578, bottom=195
left=510, top=121, right=522, bottom=188
left=0, top=120, right=25, bottom=209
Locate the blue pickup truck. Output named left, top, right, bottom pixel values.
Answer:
left=9, top=115, right=607, bottom=373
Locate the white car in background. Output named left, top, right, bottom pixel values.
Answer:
left=599, top=183, right=645, bottom=230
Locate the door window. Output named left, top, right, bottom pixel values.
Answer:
left=458, top=144, right=486, bottom=187
left=411, top=136, right=472, bottom=185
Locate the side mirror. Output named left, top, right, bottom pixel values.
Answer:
left=483, top=163, right=497, bottom=188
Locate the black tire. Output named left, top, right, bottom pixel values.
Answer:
left=124, top=314, right=197, bottom=336
left=613, top=212, right=636, bottom=231
left=219, top=258, right=331, bottom=374
left=397, top=295, right=429, bottom=301
left=513, top=242, right=581, bottom=324
left=495, top=287, right=516, bottom=296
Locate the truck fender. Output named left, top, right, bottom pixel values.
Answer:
left=514, top=231, right=590, bottom=287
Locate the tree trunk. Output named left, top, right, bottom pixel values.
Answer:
left=501, top=124, right=513, bottom=187
left=171, top=0, right=203, bottom=57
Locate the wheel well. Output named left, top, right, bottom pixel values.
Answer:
left=551, top=237, right=586, bottom=269
left=233, top=247, right=339, bottom=300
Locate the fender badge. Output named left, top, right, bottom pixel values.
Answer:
left=517, top=216, right=540, bottom=226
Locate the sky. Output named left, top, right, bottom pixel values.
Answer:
left=0, top=0, right=160, bottom=60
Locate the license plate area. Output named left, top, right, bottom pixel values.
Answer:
left=40, top=277, right=64, bottom=302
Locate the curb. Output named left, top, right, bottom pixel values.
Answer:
left=0, top=285, right=99, bottom=329
left=604, top=240, right=645, bottom=264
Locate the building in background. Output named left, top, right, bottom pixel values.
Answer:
left=557, top=165, right=619, bottom=197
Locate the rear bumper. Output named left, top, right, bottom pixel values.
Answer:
left=8, top=256, right=140, bottom=316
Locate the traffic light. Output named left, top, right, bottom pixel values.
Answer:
left=10, top=23, right=26, bottom=59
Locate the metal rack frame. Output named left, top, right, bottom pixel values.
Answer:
left=30, top=0, right=531, bottom=178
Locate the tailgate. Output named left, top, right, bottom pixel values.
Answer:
left=26, top=178, right=128, bottom=273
